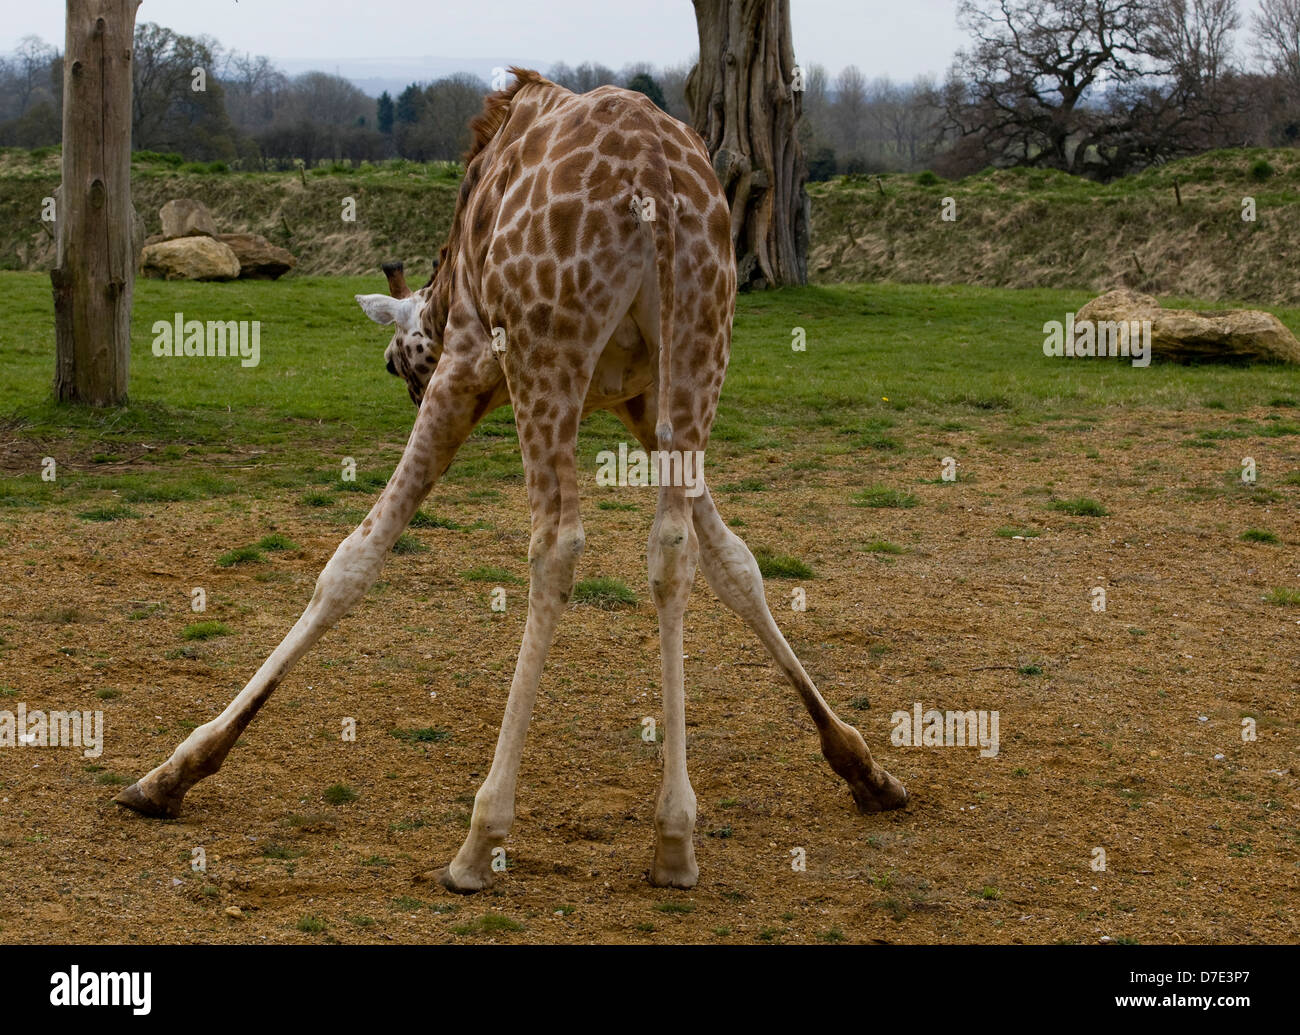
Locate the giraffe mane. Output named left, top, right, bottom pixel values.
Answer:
left=464, top=66, right=551, bottom=166
left=424, top=68, right=556, bottom=336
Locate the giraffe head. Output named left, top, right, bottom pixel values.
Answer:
left=355, top=262, right=438, bottom=406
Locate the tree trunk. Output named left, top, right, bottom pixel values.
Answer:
left=51, top=0, right=141, bottom=406
left=687, top=0, right=809, bottom=289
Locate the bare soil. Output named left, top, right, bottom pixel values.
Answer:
left=0, top=408, right=1296, bottom=944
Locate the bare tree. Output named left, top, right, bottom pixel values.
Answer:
left=1148, top=0, right=1240, bottom=87
left=219, top=51, right=287, bottom=129
left=11, top=35, right=58, bottom=116
left=944, top=0, right=1246, bottom=177
left=1253, top=0, right=1300, bottom=87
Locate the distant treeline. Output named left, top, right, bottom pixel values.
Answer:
left=4, top=1, right=1300, bottom=181
left=0, top=21, right=938, bottom=178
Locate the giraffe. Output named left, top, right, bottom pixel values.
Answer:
left=114, top=69, right=907, bottom=892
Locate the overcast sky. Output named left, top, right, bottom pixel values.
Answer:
left=3, top=0, right=969, bottom=83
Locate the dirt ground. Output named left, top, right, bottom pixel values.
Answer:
left=0, top=406, right=1296, bottom=945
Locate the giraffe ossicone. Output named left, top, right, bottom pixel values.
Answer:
left=114, top=68, right=906, bottom=893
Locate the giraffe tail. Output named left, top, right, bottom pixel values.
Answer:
left=640, top=183, right=676, bottom=452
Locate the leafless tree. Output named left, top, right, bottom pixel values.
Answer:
left=1253, top=0, right=1300, bottom=87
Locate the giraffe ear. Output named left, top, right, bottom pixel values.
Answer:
left=355, top=293, right=419, bottom=331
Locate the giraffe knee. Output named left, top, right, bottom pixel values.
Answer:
left=649, top=519, right=696, bottom=604
left=529, top=522, right=585, bottom=600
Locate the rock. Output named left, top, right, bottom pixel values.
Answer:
left=1077, top=288, right=1300, bottom=364
left=217, top=233, right=296, bottom=279
left=141, top=237, right=241, bottom=281
left=159, top=198, right=218, bottom=240
left=224, top=906, right=243, bottom=919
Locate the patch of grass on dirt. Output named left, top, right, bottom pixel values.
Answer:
left=1240, top=528, right=1280, bottom=543
left=390, top=727, right=451, bottom=744
left=996, top=526, right=1041, bottom=538
left=864, top=539, right=906, bottom=554
left=852, top=486, right=919, bottom=509
left=78, top=504, right=140, bottom=521
left=463, top=565, right=524, bottom=584
left=1049, top=496, right=1109, bottom=517
left=390, top=532, right=428, bottom=554
left=409, top=510, right=462, bottom=529
left=256, top=533, right=299, bottom=552
left=753, top=549, right=814, bottom=578
left=181, top=621, right=230, bottom=640
left=217, top=545, right=263, bottom=567
left=1264, top=588, right=1300, bottom=606
left=323, top=783, right=359, bottom=805
left=572, top=577, right=637, bottom=608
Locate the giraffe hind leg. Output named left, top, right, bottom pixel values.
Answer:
left=691, top=485, right=907, bottom=812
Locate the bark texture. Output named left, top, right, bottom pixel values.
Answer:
left=687, top=0, right=809, bottom=289
left=52, top=0, right=141, bottom=406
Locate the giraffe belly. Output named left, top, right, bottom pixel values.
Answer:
left=583, top=316, right=654, bottom=414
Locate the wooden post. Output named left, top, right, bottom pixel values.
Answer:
left=51, top=0, right=141, bottom=407
left=687, top=0, right=809, bottom=290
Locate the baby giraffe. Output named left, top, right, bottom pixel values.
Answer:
left=115, top=69, right=907, bottom=891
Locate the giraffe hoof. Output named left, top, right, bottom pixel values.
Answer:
left=649, top=845, right=699, bottom=889
left=434, top=864, right=493, bottom=895
left=113, top=780, right=184, bottom=818
left=849, top=768, right=909, bottom=814
left=648, top=865, right=699, bottom=890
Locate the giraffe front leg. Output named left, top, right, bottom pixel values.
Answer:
left=115, top=512, right=411, bottom=817
left=116, top=362, right=492, bottom=818
left=437, top=514, right=585, bottom=893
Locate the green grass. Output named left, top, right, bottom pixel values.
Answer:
left=256, top=533, right=299, bottom=552
left=390, top=727, right=451, bottom=744
left=753, top=548, right=814, bottom=578
left=409, top=510, right=462, bottom=529
left=1240, top=528, right=1280, bottom=543
left=1264, top=588, right=1300, bottom=606
left=390, top=532, right=429, bottom=555
left=1049, top=497, right=1109, bottom=517
left=323, top=783, right=359, bottom=805
left=181, top=620, right=230, bottom=641
left=864, top=539, right=906, bottom=554
left=571, top=576, right=637, bottom=608
left=78, top=504, right=140, bottom=521
left=1, top=273, right=1298, bottom=549
left=0, top=274, right=1295, bottom=508
left=463, top=565, right=524, bottom=584
left=217, top=545, right=264, bottom=567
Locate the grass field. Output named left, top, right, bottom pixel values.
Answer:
left=0, top=272, right=1297, bottom=944
left=3, top=270, right=1298, bottom=508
